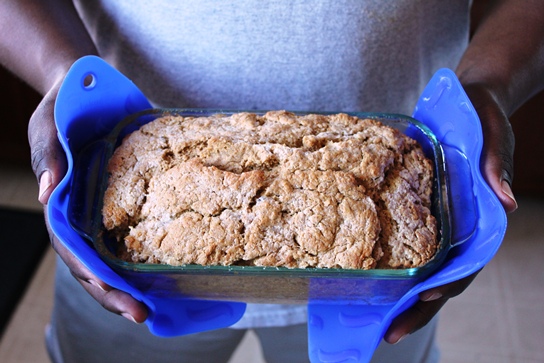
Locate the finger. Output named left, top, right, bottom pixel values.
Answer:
left=44, top=209, right=148, bottom=323
left=384, top=298, right=448, bottom=344
left=384, top=271, right=481, bottom=344
left=75, top=274, right=149, bottom=324
left=419, top=270, right=481, bottom=302
left=28, top=84, right=67, bottom=204
left=55, top=234, right=149, bottom=323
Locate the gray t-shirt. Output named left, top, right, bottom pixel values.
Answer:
left=74, top=0, right=470, bottom=114
left=72, top=0, right=470, bottom=329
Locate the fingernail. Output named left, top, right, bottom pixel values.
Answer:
left=393, top=334, right=409, bottom=345
left=501, top=180, right=518, bottom=210
left=121, top=313, right=139, bottom=324
left=421, top=292, right=442, bottom=301
left=88, top=279, right=108, bottom=292
left=38, top=171, right=52, bottom=203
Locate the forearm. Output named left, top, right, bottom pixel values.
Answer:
left=457, top=0, right=544, bottom=116
left=0, top=0, right=97, bottom=95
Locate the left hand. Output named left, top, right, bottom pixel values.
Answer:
left=384, top=82, right=517, bottom=344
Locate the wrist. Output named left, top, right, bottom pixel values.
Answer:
left=39, top=50, right=96, bottom=96
left=0, top=0, right=98, bottom=96
left=455, top=61, right=513, bottom=116
left=456, top=0, right=544, bottom=117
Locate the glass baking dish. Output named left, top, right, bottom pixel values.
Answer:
left=68, top=108, right=451, bottom=305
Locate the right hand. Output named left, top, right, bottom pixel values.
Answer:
left=29, top=80, right=149, bottom=324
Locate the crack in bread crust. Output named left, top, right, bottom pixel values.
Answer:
left=102, top=111, right=437, bottom=269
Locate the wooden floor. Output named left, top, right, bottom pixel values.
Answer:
left=1, top=162, right=543, bottom=362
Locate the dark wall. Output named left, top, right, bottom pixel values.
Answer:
left=0, top=70, right=41, bottom=166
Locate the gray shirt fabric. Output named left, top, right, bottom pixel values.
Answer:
left=70, top=0, right=470, bottom=331
left=74, top=0, right=470, bottom=114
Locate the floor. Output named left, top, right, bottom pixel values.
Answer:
left=0, top=162, right=542, bottom=363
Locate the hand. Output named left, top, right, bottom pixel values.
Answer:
left=30, top=81, right=148, bottom=324
left=383, top=83, right=517, bottom=344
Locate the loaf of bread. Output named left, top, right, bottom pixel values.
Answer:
left=102, top=111, right=437, bottom=269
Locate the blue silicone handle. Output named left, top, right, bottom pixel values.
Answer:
left=307, top=69, right=507, bottom=363
left=48, top=56, right=246, bottom=336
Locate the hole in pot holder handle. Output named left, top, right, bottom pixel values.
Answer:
left=49, top=56, right=246, bottom=336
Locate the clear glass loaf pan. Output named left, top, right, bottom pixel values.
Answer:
left=67, top=108, right=451, bottom=305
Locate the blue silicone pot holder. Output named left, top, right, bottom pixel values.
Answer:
left=48, top=56, right=507, bottom=362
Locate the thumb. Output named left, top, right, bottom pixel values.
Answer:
left=463, top=84, right=518, bottom=213
left=28, top=83, right=67, bottom=204
left=478, top=104, right=518, bottom=213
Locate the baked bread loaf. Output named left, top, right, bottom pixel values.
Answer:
left=102, top=111, right=437, bottom=269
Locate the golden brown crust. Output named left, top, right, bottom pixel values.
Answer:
left=102, top=111, right=437, bottom=269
